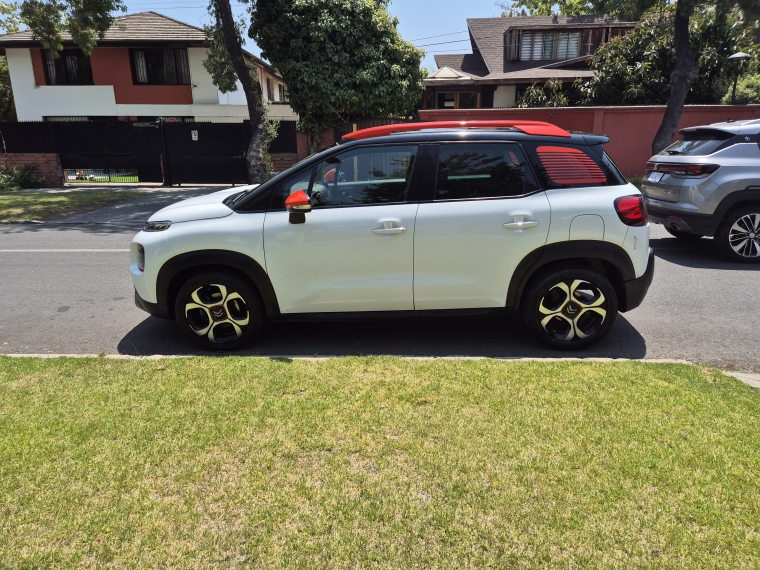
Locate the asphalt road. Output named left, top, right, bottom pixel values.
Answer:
left=2, top=190, right=759, bottom=370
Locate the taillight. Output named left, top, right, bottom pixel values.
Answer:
left=646, top=162, right=719, bottom=177
left=136, top=244, right=145, bottom=272
left=614, top=195, right=648, bottom=227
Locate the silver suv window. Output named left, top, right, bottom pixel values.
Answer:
left=659, top=129, right=733, bottom=156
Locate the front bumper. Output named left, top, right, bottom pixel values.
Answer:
left=134, top=289, right=171, bottom=319
left=621, top=248, right=654, bottom=312
left=646, top=203, right=718, bottom=237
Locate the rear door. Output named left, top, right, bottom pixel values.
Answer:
left=413, top=142, right=551, bottom=310
left=263, top=144, right=423, bottom=314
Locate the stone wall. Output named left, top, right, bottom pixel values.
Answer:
left=1, top=153, right=64, bottom=186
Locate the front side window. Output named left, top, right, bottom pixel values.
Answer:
left=130, top=49, right=191, bottom=85
left=310, top=145, right=418, bottom=207
left=435, top=143, right=529, bottom=200
left=43, top=49, right=93, bottom=85
left=269, top=168, right=315, bottom=211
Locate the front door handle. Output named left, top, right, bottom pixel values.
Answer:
left=503, top=220, right=539, bottom=230
left=372, top=226, right=407, bottom=235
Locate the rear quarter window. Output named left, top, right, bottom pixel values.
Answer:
left=530, top=144, right=608, bottom=187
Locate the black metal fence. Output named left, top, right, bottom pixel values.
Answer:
left=0, top=119, right=300, bottom=184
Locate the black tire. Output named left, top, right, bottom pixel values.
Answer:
left=522, top=267, right=618, bottom=350
left=664, top=226, right=703, bottom=240
left=174, top=270, right=264, bottom=351
left=715, top=206, right=760, bottom=263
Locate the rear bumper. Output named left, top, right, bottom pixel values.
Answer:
left=134, top=289, right=171, bottom=319
left=646, top=204, right=718, bottom=237
left=621, top=248, right=654, bottom=312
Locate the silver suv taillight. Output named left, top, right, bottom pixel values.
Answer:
left=646, top=162, right=719, bottom=177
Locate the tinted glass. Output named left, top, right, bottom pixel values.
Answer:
left=269, top=168, right=314, bottom=211
left=435, top=143, right=528, bottom=200
left=310, top=145, right=417, bottom=207
left=659, top=130, right=733, bottom=156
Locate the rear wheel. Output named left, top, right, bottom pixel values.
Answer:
left=174, top=271, right=264, bottom=351
left=664, top=226, right=703, bottom=240
left=715, top=206, right=760, bottom=263
left=522, top=268, right=618, bottom=350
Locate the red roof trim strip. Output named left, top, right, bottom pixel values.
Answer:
left=342, top=121, right=572, bottom=141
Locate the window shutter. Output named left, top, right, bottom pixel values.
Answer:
left=133, top=51, right=148, bottom=83
left=567, top=32, right=580, bottom=58
left=536, top=146, right=607, bottom=185
left=543, top=33, right=554, bottom=60
left=532, top=32, right=544, bottom=61
left=520, top=31, right=533, bottom=61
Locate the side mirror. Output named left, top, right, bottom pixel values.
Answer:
left=285, top=189, right=311, bottom=224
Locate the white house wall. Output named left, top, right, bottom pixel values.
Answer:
left=493, top=85, right=516, bottom=108
left=6, top=48, right=117, bottom=121
left=187, top=47, right=218, bottom=105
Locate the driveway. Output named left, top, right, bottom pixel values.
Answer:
left=1, top=190, right=758, bottom=371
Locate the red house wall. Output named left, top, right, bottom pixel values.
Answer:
left=30, top=48, right=46, bottom=86
left=90, top=48, right=193, bottom=105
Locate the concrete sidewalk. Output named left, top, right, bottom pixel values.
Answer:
left=17, top=183, right=237, bottom=195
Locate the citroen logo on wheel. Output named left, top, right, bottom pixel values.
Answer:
left=210, top=305, right=227, bottom=321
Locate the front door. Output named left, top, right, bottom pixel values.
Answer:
left=414, top=142, right=551, bottom=310
left=264, top=144, right=421, bottom=314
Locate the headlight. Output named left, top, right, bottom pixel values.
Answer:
left=144, top=221, right=172, bottom=232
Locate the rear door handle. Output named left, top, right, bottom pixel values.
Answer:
left=372, top=227, right=407, bottom=235
left=503, top=220, right=539, bottom=230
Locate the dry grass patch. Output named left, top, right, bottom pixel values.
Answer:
left=0, top=356, right=758, bottom=568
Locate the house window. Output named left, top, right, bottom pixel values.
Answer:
left=459, top=93, right=478, bottom=109
left=130, top=49, right=191, bottom=85
left=266, top=78, right=273, bottom=102
left=436, top=92, right=480, bottom=109
left=42, top=49, right=93, bottom=85
left=556, top=32, right=581, bottom=59
left=581, top=29, right=606, bottom=55
left=506, top=30, right=521, bottom=61
left=278, top=84, right=287, bottom=102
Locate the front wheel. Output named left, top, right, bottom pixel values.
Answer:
left=522, top=268, right=618, bottom=350
left=174, top=271, right=264, bottom=351
left=715, top=206, right=760, bottom=263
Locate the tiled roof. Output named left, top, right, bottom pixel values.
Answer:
left=0, top=11, right=206, bottom=45
left=433, top=54, right=490, bottom=79
left=466, top=15, right=634, bottom=75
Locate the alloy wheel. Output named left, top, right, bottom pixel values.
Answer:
left=184, top=283, right=250, bottom=344
left=538, top=279, right=607, bottom=342
left=728, top=213, right=760, bottom=258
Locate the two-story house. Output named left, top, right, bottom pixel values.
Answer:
left=423, top=15, right=636, bottom=110
left=0, top=11, right=297, bottom=123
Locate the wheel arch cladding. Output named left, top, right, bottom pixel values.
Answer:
left=156, top=250, right=280, bottom=318
left=715, top=189, right=760, bottom=226
left=507, top=241, right=636, bottom=311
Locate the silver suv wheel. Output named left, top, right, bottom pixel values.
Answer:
left=717, top=206, right=760, bottom=263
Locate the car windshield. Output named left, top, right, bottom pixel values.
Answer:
left=659, top=129, right=733, bottom=156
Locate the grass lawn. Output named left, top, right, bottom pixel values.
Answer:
left=1, top=357, right=758, bottom=568
left=0, top=191, right=144, bottom=221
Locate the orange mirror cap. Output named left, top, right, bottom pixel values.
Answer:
left=285, top=189, right=311, bottom=210
left=323, top=168, right=336, bottom=183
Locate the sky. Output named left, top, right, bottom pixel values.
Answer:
left=122, top=0, right=507, bottom=71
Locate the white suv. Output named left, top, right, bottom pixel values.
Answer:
left=131, top=120, right=654, bottom=351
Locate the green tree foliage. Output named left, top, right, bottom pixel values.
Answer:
left=498, top=0, right=610, bottom=16
left=0, top=1, right=21, bottom=32
left=0, top=55, right=16, bottom=121
left=721, top=73, right=760, bottom=103
left=250, top=0, right=425, bottom=151
left=18, top=0, right=126, bottom=55
left=515, top=79, right=569, bottom=107
left=577, top=7, right=758, bottom=106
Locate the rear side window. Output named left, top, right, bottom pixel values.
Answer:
left=434, top=143, right=530, bottom=200
left=535, top=145, right=607, bottom=186
left=660, top=129, right=733, bottom=156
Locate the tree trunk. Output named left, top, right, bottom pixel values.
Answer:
left=651, top=1, right=698, bottom=156
left=213, top=0, right=269, bottom=184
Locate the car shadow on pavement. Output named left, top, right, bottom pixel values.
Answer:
left=651, top=236, right=760, bottom=271
left=118, top=313, right=647, bottom=359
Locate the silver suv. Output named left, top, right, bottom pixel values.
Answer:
left=642, top=119, right=760, bottom=262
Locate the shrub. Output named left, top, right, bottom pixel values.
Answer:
left=721, top=73, right=760, bottom=104
left=0, top=164, right=46, bottom=191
